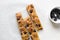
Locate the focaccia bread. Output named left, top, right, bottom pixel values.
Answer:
left=16, top=13, right=29, bottom=40
left=26, top=4, right=43, bottom=31
left=25, top=17, right=40, bottom=40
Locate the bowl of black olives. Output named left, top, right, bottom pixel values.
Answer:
left=50, top=7, right=60, bottom=24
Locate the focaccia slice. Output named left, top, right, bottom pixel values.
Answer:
left=25, top=17, right=40, bottom=40
left=16, top=13, right=29, bottom=40
left=26, top=4, right=43, bottom=31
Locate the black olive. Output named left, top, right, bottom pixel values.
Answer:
left=50, top=7, right=60, bottom=20
left=57, top=14, right=60, bottom=19
left=29, top=9, right=33, bottom=13
left=24, top=32, right=27, bottom=34
left=38, top=24, right=41, bottom=27
left=33, top=30, right=36, bottom=32
left=25, top=24, right=29, bottom=28
left=18, top=21, right=21, bottom=23
left=54, top=17, right=57, bottom=21
left=51, top=11, right=58, bottom=19
left=36, top=24, right=41, bottom=27
left=35, top=24, right=38, bottom=26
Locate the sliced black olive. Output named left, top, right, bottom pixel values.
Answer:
left=18, top=21, right=21, bottom=23
left=24, top=32, right=27, bottom=34
left=57, top=14, right=60, bottom=19
left=54, top=17, right=57, bottom=21
left=38, top=24, right=41, bottom=27
left=34, top=30, right=36, bottom=32
left=54, top=18, right=57, bottom=21
left=50, top=8, right=60, bottom=19
left=50, top=8, right=59, bottom=18
left=33, top=30, right=36, bottom=32
left=29, top=9, right=33, bottom=13
left=25, top=24, right=29, bottom=28
left=35, top=24, right=38, bottom=26
left=36, top=24, right=41, bottom=27
left=50, top=12, right=57, bottom=18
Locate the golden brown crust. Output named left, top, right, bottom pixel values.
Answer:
left=25, top=17, right=40, bottom=40
left=26, top=4, right=43, bottom=31
left=16, top=13, right=29, bottom=40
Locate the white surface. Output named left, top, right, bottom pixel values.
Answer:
left=0, top=0, right=60, bottom=40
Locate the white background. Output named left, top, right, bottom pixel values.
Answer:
left=0, top=0, right=60, bottom=40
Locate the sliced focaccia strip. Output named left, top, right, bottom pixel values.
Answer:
left=25, top=17, right=40, bottom=40
left=26, top=4, right=43, bottom=31
left=16, top=13, right=29, bottom=40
